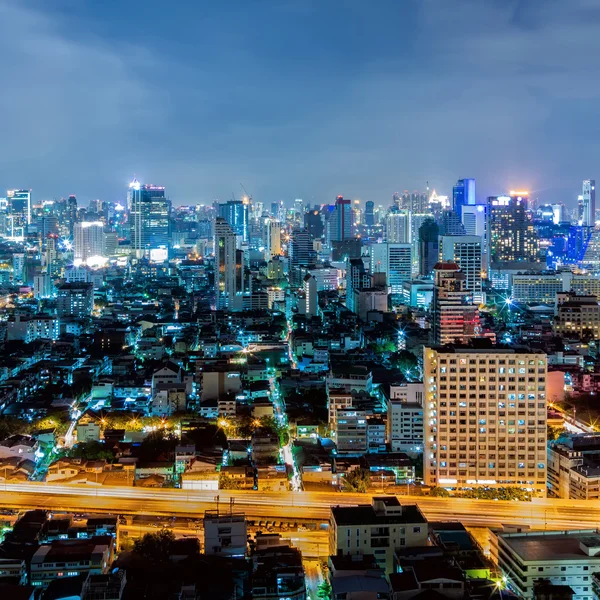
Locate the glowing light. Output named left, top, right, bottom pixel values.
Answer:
left=218, top=419, right=228, bottom=428
left=510, top=190, right=529, bottom=195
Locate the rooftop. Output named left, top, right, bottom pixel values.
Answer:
left=332, top=500, right=426, bottom=526
left=498, top=529, right=600, bottom=562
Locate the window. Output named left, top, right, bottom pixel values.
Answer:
left=413, top=527, right=421, bottom=534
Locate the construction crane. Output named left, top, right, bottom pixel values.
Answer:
left=240, top=183, right=252, bottom=203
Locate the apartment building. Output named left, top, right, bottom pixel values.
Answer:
left=30, top=536, right=114, bottom=589
left=334, top=409, right=367, bottom=455
left=554, top=295, right=600, bottom=340
left=493, top=529, right=600, bottom=600
left=423, top=343, right=547, bottom=495
left=330, top=496, right=428, bottom=574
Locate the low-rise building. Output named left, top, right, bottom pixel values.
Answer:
left=330, top=496, right=428, bottom=574
left=30, top=535, right=114, bottom=589
left=493, top=529, right=600, bottom=600
left=203, top=510, right=247, bottom=557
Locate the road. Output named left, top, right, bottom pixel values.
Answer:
left=0, top=483, right=599, bottom=530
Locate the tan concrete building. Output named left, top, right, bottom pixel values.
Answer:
left=423, top=343, right=547, bottom=496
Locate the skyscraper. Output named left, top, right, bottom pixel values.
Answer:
left=370, top=243, right=412, bottom=297
left=129, top=179, right=170, bottom=258
left=452, top=178, right=476, bottom=219
left=74, top=222, right=105, bottom=264
left=218, top=200, right=248, bottom=243
left=418, top=218, right=439, bottom=277
left=346, top=258, right=371, bottom=313
left=364, top=201, right=375, bottom=227
left=303, top=274, right=318, bottom=317
left=439, top=235, right=483, bottom=301
left=423, top=343, right=547, bottom=496
left=488, top=195, right=539, bottom=266
left=289, top=228, right=315, bottom=286
left=7, top=189, right=31, bottom=239
left=430, top=262, right=480, bottom=345
left=582, top=180, right=596, bottom=227
left=385, top=211, right=410, bottom=243
left=264, top=218, right=281, bottom=259
left=214, top=217, right=238, bottom=310
left=330, top=196, right=353, bottom=242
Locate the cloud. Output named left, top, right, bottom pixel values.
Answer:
left=0, top=0, right=598, bottom=206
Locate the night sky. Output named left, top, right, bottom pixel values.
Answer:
left=1, top=0, right=599, bottom=207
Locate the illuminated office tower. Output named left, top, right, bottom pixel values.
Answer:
left=214, top=217, right=237, bottom=310
left=452, top=178, right=476, bottom=219
left=7, top=189, right=31, bottom=238
left=330, top=196, right=353, bottom=242
left=370, top=243, right=412, bottom=297
left=488, top=195, right=539, bottom=266
left=430, top=263, right=480, bottom=345
left=346, top=258, right=370, bottom=313
left=264, top=218, right=281, bottom=259
left=423, top=344, right=547, bottom=496
left=219, top=200, right=248, bottom=243
left=439, top=235, right=483, bottom=300
left=129, top=179, right=170, bottom=257
left=74, top=222, right=104, bottom=264
left=303, top=274, right=318, bottom=317
left=385, top=211, right=410, bottom=243
left=365, top=201, right=375, bottom=227
left=582, top=180, right=596, bottom=227
left=289, top=227, right=315, bottom=286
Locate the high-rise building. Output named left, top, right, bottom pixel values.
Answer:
left=218, top=200, right=248, bottom=243
left=488, top=195, right=539, bottom=266
left=364, top=201, right=375, bottom=227
left=346, top=258, right=371, bottom=313
left=370, top=243, right=412, bottom=297
left=439, top=209, right=465, bottom=236
left=330, top=196, right=353, bottom=242
left=74, top=222, right=105, bottom=264
left=418, top=218, right=439, bottom=277
left=129, top=179, right=170, bottom=257
left=439, top=235, right=483, bottom=300
left=423, top=343, right=547, bottom=496
left=263, top=218, right=281, bottom=259
left=214, top=217, right=238, bottom=310
left=289, top=228, right=315, bottom=286
left=385, top=211, right=410, bottom=243
left=7, top=189, right=31, bottom=239
left=303, top=274, right=318, bottom=317
left=56, top=282, right=94, bottom=317
left=582, top=180, right=596, bottom=227
left=452, top=178, right=476, bottom=219
left=430, top=263, right=481, bottom=345
left=304, top=209, right=324, bottom=239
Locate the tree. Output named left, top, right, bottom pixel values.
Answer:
left=342, top=469, right=371, bottom=493
left=219, top=473, right=242, bottom=490
left=132, top=529, right=175, bottom=565
left=429, top=486, right=451, bottom=497
left=67, top=441, right=114, bottom=462
left=317, top=581, right=332, bottom=600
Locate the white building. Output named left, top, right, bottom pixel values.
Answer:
left=423, top=344, right=547, bottom=495
left=494, top=529, right=600, bottom=600
left=386, top=211, right=411, bottom=243
left=7, top=314, right=59, bottom=342
left=371, top=243, right=412, bottom=296
left=439, top=235, right=483, bottom=302
left=330, top=497, right=428, bottom=574
left=203, top=510, right=247, bottom=557
left=74, top=221, right=105, bottom=264
left=303, top=274, right=318, bottom=317
left=387, top=400, right=424, bottom=454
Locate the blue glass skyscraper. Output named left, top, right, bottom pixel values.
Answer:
left=452, top=178, right=476, bottom=219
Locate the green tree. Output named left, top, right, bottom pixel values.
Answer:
left=317, top=581, right=332, bottom=600
left=132, top=529, right=175, bottom=565
left=429, top=486, right=451, bottom=497
left=219, top=473, right=242, bottom=490
left=342, top=469, right=371, bottom=493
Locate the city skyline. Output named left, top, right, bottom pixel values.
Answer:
left=1, top=0, right=600, bottom=205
